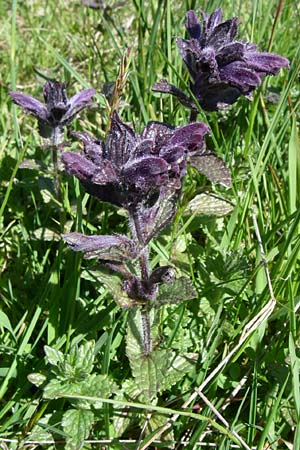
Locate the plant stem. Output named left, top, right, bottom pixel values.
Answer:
left=189, top=109, right=198, bottom=122
left=51, top=127, right=61, bottom=201
left=130, top=210, right=152, bottom=355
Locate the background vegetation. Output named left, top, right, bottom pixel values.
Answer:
left=0, top=0, right=299, bottom=448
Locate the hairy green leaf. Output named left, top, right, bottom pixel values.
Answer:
left=27, top=372, right=47, bottom=387
left=93, top=267, right=135, bottom=309
left=186, top=193, right=234, bottom=216
left=65, top=340, right=95, bottom=377
left=159, top=352, right=197, bottom=392
left=44, top=345, right=64, bottom=367
left=153, top=277, right=197, bottom=307
left=62, top=409, right=94, bottom=450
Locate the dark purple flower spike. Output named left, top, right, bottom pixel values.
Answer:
left=62, top=112, right=213, bottom=213
left=10, top=81, right=96, bottom=139
left=153, top=8, right=289, bottom=111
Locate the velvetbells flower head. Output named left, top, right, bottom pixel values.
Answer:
left=62, top=112, right=217, bottom=212
left=10, top=81, right=96, bottom=139
left=153, top=8, right=289, bottom=111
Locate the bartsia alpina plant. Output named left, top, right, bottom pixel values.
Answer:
left=153, top=8, right=289, bottom=111
left=10, top=81, right=96, bottom=142
left=62, top=111, right=230, bottom=309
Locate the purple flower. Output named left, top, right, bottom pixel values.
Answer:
left=153, top=8, right=289, bottom=111
left=62, top=112, right=217, bottom=212
left=10, top=81, right=96, bottom=139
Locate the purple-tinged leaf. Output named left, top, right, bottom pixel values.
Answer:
left=186, top=10, right=201, bottom=39
left=217, top=42, right=244, bottom=66
left=64, top=88, right=96, bottom=122
left=205, top=8, right=223, bottom=32
left=108, top=112, right=138, bottom=166
left=219, top=63, right=261, bottom=92
left=9, top=91, right=48, bottom=122
left=92, top=160, right=117, bottom=185
left=141, top=121, right=175, bottom=147
left=189, top=152, right=232, bottom=187
left=159, top=146, right=185, bottom=164
left=138, top=184, right=179, bottom=244
left=71, top=131, right=104, bottom=165
left=244, top=52, right=290, bottom=75
left=62, top=232, right=138, bottom=262
left=123, top=156, right=169, bottom=187
left=169, top=122, right=210, bottom=149
left=152, top=79, right=198, bottom=110
left=62, top=151, right=97, bottom=181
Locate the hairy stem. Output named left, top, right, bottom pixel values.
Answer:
left=129, top=210, right=152, bottom=355
left=141, top=307, right=152, bottom=355
left=51, top=127, right=61, bottom=201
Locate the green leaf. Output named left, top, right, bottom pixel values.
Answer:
left=159, top=353, right=197, bottom=393
left=74, top=374, right=117, bottom=409
left=153, top=277, right=197, bottom=307
left=62, top=409, right=94, bottom=450
left=43, top=379, right=76, bottom=399
left=27, top=414, right=55, bottom=443
left=32, top=227, right=60, bottom=241
left=113, top=379, right=141, bottom=437
left=92, top=267, right=135, bottom=309
left=186, top=193, right=234, bottom=217
left=43, top=373, right=116, bottom=409
left=44, top=345, right=64, bottom=367
left=65, top=340, right=95, bottom=377
left=130, top=351, right=167, bottom=401
left=126, top=309, right=164, bottom=400
left=27, top=372, right=47, bottom=387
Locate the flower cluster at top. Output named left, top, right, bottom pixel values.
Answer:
left=10, top=81, right=96, bottom=140
left=153, top=8, right=289, bottom=111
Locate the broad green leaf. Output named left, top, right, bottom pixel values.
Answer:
left=153, top=277, right=197, bottom=307
left=43, top=379, right=78, bottom=399
left=126, top=309, right=160, bottom=359
left=44, top=345, right=64, bottom=367
left=43, top=373, right=116, bottom=409
left=19, top=159, right=45, bottom=171
left=159, top=352, right=197, bottom=393
left=32, top=227, right=60, bottom=241
left=126, top=309, right=164, bottom=400
left=62, top=409, right=94, bottom=450
left=93, top=267, right=135, bottom=309
left=27, top=414, right=54, bottom=443
left=27, top=372, right=47, bottom=387
left=186, top=193, right=234, bottom=216
left=65, top=340, right=95, bottom=377
left=73, top=374, right=117, bottom=410
left=129, top=351, right=167, bottom=401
